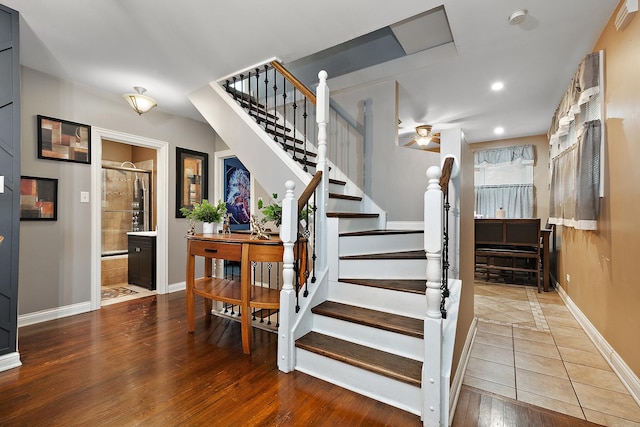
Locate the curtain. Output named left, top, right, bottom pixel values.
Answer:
left=474, top=144, right=534, bottom=165
left=549, top=120, right=600, bottom=230
left=549, top=52, right=600, bottom=144
left=474, top=184, right=534, bottom=219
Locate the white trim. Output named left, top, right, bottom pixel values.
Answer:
left=90, top=128, right=170, bottom=311
left=168, top=281, right=186, bottom=293
left=215, top=57, right=282, bottom=83
left=18, top=301, right=92, bottom=327
left=556, top=283, right=640, bottom=407
left=449, top=317, right=477, bottom=426
left=0, top=352, right=21, bottom=373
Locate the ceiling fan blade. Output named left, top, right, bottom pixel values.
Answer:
left=404, top=139, right=418, bottom=146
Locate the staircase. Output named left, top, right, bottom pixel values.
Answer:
left=189, top=61, right=460, bottom=426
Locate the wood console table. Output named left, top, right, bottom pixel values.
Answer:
left=186, top=233, right=305, bottom=354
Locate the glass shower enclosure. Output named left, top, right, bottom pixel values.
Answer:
left=101, top=162, right=152, bottom=256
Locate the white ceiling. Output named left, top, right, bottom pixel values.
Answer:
left=4, top=0, right=618, bottom=143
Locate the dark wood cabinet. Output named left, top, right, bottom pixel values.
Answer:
left=128, top=235, right=156, bottom=290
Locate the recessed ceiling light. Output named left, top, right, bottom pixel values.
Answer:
left=491, top=82, right=504, bottom=91
left=494, top=127, right=505, bottom=135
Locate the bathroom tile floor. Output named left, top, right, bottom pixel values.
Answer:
left=464, top=281, right=640, bottom=426
left=100, top=283, right=155, bottom=306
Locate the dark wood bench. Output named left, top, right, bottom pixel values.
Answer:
left=474, top=218, right=543, bottom=292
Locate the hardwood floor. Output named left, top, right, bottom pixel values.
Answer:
left=1, top=291, right=604, bottom=426
left=0, top=292, right=422, bottom=426
left=452, top=386, right=602, bottom=427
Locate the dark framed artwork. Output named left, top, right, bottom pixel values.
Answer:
left=223, top=157, right=251, bottom=230
left=20, top=176, right=58, bottom=220
left=176, top=147, right=208, bottom=218
left=37, top=115, right=91, bottom=164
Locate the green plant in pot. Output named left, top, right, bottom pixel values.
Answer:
left=180, top=199, right=227, bottom=234
left=257, top=193, right=312, bottom=229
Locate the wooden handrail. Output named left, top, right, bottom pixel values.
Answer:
left=298, top=171, right=322, bottom=213
left=439, top=157, right=454, bottom=196
left=271, top=61, right=317, bottom=105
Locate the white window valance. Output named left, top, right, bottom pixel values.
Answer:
left=474, top=144, right=535, bottom=166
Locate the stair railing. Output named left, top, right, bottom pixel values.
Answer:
left=422, top=164, right=445, bottom=426
left=222, top=61, right=364, bottom=188
left=278, top=72, right=330, bottom=373
left=439, top=156, right=455, bottom=319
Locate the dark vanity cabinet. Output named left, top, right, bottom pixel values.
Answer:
left=128, top=234, right=156, bottom=290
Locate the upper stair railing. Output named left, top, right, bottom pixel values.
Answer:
left=221, top=60, right=364, bottom=187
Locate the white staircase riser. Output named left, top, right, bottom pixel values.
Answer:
left=339, top=233, right=423, bottom=256
left=339, top=259, right=427, bottom=279
left=328, top=198, right=362, bottom=212
left=328, top=182, right=347, bottom=194
left=328, top=280, right=424, bottom=319
left=334, top=217, right=380, bottom=233
left=311, top=314, right=424, bottom=361
left=295, top=348, right=422, bottom=416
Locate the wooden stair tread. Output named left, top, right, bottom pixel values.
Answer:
left=329, top=178, right=347, bottom=186
left=296, top=332, right=422, bottom=387
left=326, top=212, right=379, bottom=218
left=340, top=250, right=426, bottom=260
left=328, top=193, right=362, bottom=201
left=312, top=301, right=423, bottom=338
left=338, top=278, right=426, bottom=295
left=340, top=229, right=423, bottom=237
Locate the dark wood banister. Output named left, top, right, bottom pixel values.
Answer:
left=271, top=61, right=317, bottom=105
left=439, top=157, right=455, bottom=196
left=298, top=171, right=323, bottom=213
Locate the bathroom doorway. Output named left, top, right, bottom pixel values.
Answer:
left=100, top=140, right=156, bottom=306
left=90, top=128, right=169, bottom=311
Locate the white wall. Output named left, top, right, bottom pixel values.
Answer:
left=330, top=79, right=440, bottom=221
left=18, top=67, right=217, bottom=314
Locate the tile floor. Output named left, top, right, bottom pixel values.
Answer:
left=464, top=281, right=640, bottom=426
left=100, top=283, right=155, bottom=306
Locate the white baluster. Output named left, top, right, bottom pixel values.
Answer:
left=422, top=165, right=443, bottom=426
left=278, top=180, right=297, bottom=372
left=316, top=70, right=329, bottom=172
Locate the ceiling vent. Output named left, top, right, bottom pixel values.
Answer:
left=615, top=0, right=638, bottom=31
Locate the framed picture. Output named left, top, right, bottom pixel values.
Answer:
left=176, top=147, right=208, bottom=218
left=37, top=115, right=91, bottom=164
left=20, top=176, right=58, bottom=220
left=223, top=157, right=251, bottom=230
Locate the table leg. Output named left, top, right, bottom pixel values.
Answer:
left=186, top=242, right=195, bottom=333
left=240, top=244, right=252, bottom=354
left=204, top=258, right=213, bottom=315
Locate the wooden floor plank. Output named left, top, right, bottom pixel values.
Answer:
left=0, top=292, right=422, bottom=426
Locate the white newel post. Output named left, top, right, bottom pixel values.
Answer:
left=422, top=166, right=444, bottom=426
left=315, top=70, right=329, bottom=271
left=278, top=180, right=297, bottom=372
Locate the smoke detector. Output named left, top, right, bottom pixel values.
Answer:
left=508, top=9, right=528, bottom=25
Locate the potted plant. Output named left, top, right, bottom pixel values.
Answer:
left=180, top=199, right=227, bottom=234
left=257, top=193, right=312, bottom=229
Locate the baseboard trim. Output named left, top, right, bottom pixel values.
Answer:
left=0, top=352, right=21, bottom=373
left=449, top=317, right=478, bottom=426
left=168, top=281, right=186, bottom=293
left=556, top=283, right=640, bottom=406
left=18, top=301, right=92, bottom=328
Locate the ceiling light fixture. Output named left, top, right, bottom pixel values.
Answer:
left=123, top=86, right=157, bottom=115
left=508, top=9, right=528, bottom=25
left=494, top=127, right=505, bottom=135
left=491, top=82, right=504, bottom=91
left=416, top=124, right=433, bottom=145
